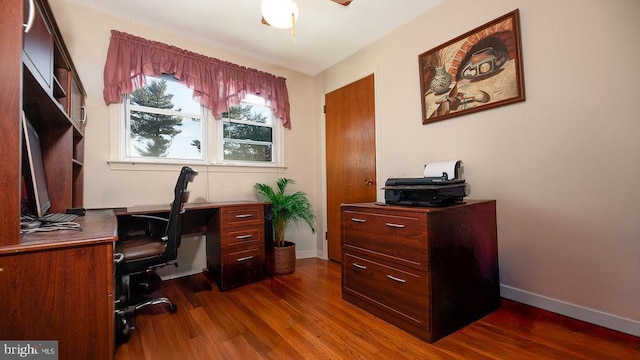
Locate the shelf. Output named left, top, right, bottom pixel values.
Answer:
left=22, top=63, right=79, bottom=133
left=52, top=73, right=67, bottom=99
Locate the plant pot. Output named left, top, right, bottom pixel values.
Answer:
left=266, top=241, right=296, bottom=275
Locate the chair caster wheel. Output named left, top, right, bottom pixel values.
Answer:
left=116, top=313, right=133, bottom=344
left=169, top=304, right=177, bottom=313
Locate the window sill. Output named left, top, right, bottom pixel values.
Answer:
left=107, top=160, right=287, bottom=173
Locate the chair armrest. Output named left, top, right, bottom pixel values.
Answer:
left=114, top=253, right=124, bottom=263
left=131, top=214, right=169, bottom=222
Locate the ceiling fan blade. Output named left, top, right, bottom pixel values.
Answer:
left=261, top=16, right=271, bottom=26
left=331, top=0, right=353, bottom=6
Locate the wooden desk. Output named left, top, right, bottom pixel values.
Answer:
left=114, top=201, right=270, bottom=291
left=0, top=210, right=118, bottom=360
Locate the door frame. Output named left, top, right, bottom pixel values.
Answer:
left=319, top=67, right=382, bottom=259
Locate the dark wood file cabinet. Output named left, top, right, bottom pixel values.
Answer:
left=341, top=200, right=500, bottom=343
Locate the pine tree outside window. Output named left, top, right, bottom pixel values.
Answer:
left=124, top=75, right=205, bottom=161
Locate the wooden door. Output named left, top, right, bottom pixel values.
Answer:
left=325, top=74, right=377, bottom=261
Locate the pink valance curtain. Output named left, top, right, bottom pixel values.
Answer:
left=103, top=30, right=291, bottom=128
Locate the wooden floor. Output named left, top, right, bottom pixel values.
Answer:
left=115, top=258, right=639, bottom=360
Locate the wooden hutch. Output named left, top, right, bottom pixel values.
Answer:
left=0, top=1, right=118, bottom=359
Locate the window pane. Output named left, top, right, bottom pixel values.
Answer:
left=167, top=117, right=202, bottom=159
left=223, top=142, right=272, bottom=162
left=127, top=75, right=203, bottom=160
left=162, top=78, right=201, bottom=114
left=223, top=122, right=272, bottom=142
left=222, top=103, right=272, bottom=125
left=130, top=114, right=202, bottom=159
left=219, top=96, right=276, bottom=164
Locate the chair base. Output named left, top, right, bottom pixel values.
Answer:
left=122, top=296, right=178, bottom=315
left=115, top=271, right=178, bottom=344
left=115, top=297, right=177, bottom=344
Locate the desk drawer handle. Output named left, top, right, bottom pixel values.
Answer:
left=351, top=218, right=366, bottom=223
left=385, top=222, right=405, bottom=228
left=235, top=214, right=253, bottom=218
left=351, top=262, right=367, bottom=270
left=236, top=234, right=253, bottom=240
left=237, top=255, right=255, bottom=262
left=386, top=274, right=406, bottom=283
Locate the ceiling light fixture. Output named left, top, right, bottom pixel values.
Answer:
left=261, top=0, right=299, bottom=35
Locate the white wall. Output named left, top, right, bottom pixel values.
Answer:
left=316, top=0, right=639, bottom=335
left=50, top=1, right=323, bottom=279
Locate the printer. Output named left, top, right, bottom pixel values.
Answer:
left=384, top=160, right=468, bottom=207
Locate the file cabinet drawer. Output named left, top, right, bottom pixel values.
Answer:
left=342, top=208, right=428, bottom=270
left=343, top=252, right=429, bottom=326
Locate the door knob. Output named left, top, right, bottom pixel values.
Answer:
left=365, top=179, right=374, bottom=186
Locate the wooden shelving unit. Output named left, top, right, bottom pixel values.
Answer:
left=17, top=0, right=87, bottom=220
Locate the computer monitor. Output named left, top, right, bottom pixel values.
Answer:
left=22, top=112, right=51, bottom=218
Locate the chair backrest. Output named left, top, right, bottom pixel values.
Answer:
left=164, top=166, right=198, bottom=259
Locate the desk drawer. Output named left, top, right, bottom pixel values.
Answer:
left=343, top=252, right=430, bottom=327
left=220, top=205, right=263, bottom=228
left=221, top=244, right=265, bottom=290
left=342, top=209, right=429, bottom=270
left=223, top=244, right=264, bottom=266
left=222, top=225, right=263, bottom=246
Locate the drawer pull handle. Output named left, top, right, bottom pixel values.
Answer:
left=386, top=274, right=406, bottom=283
left=236, top=234, right=253, bottom=239
left=351, top=218, right=366, bottom=223
left=237, top=256, right=255, bottom=262
left=385, top=222, right=405, bottom=228
left=351, top=263, right=367, bottom=270
left=236, top=214, right=253, bottom=218
left=24, top=0, right=35, bottom=33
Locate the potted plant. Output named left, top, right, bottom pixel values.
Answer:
left=254, top=178, right=316, bottom=274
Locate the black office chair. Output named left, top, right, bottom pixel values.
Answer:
left=114, top=166, right=198, bottom=342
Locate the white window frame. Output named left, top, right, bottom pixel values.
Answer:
left=216, top=95, right=282, bottom=167
left=117, top=75, right=207, bottom=164
left=123, top=97, right=207, bottom=164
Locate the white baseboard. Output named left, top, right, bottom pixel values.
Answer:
left=500, top=284, right=640, bottom=337
left=296, top=249, right=318, bottom=259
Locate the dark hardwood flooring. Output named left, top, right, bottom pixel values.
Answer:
left=115, top=258, right=639, bottom=359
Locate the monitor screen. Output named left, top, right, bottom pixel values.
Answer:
left=22, top=112, right=51, bottom=218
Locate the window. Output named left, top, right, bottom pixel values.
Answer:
left=116, top=76, right=283, bottom=168
left=218, top=95, right=277, bottom=164
left=124, top=75, right=205, bottom=161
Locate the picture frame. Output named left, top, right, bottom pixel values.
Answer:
left=418, top=9, right=525, bottom=125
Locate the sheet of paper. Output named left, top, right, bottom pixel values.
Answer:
left=423, top=160, right=461, bottom=179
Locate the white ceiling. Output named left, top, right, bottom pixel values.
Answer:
left=64, top=0, right=442, bottom=75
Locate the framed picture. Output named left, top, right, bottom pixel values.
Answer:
left=418, top=9, right=525, bottom=125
